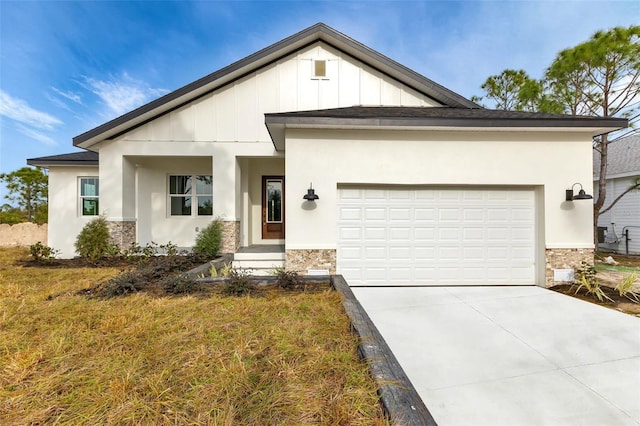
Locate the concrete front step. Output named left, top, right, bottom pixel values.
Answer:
left=232, top=259, right=285, bottom=271
left=233, top=251, right=285, bottom=261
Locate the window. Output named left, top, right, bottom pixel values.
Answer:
left=80, top=177, right=99, bottom=216
left=313, top=60, right=326, bottom=78
left=169, top=175, right=212, bottom=216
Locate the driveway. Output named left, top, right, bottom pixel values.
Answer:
left=351, top=286, right=640, bottom=426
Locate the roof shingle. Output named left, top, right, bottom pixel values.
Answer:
left=27, top=151, right=98, bottom=167
left=594, top=133, right=640, bottom=178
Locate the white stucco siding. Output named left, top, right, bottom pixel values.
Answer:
left=120, top=43, right=440, bottom=144
left=47, top=166, right=100, bottom=258
left=596, top=176, right=640, bottom=254
left=285, top=129, right=595, bottom=259
left=135, top=157, right=214, bottom=248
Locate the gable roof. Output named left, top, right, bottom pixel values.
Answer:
left=27, top=151, right=99, bottom=167
left=265, top=106, right=628, bottom=150
left=594, top=133, right=640, bottom=179
left=73, top=23, right=478, bottom=149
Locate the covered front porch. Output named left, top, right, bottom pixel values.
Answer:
left=101, top=147, right=284, bottom=255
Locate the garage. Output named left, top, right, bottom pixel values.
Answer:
left=337, top=187, right=537, bottom=286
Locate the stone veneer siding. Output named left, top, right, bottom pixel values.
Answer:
left=286, top=249, right=337, bottom=274
left=220, top=220, right=240, bottom=254
left=107, top=220, right=136, bottom=251
left=545, top=248, right=594, bottom=287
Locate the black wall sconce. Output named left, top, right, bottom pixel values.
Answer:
left=565, top=183, right=593, bottom=201
left=303, top=183, right=319, bottom=201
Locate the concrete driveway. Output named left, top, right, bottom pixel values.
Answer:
left=351, top=286, right=640, bottom=426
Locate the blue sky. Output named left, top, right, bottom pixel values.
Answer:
left=0, top=0, right=638, bottom=203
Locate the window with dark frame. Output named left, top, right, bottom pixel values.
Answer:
left=169, top=175, right=212, bottom=216
left=80, top=177, right=99, bottom=216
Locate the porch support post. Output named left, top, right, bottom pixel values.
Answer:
left=212, top=151, right=240, bottom=253
left=99, top=147, right=136, bottom=250
left=239, top=158, right=250, bottom=247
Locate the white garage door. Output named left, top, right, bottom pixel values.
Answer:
left=337, top=187, right=536, bottom=286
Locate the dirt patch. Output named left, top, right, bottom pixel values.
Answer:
left=596, top=253, right=640, bottom=268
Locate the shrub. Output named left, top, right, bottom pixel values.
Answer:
left=574, top=261, right=612, bottom=302
left=163, top=274, right=202, bottom=294
left=223, top=269, right=253, bottom=296
left=29, top=241, right=60, bottom=263
left=159, top=241, right=178, bottom=256
left=74, top=216, right=115, bottom=263
left=210, top=262, right=232, bottom=278
left=615, top=273, right=639, bottom=302
left=96, top=271, right=143, bottom=298
left=193, top=219, right=223, bottom=258
left=272, top=267, right=304, bottom=290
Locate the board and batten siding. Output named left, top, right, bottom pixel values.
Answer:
left=119, top=42, right=440, bottom=144
left=597, top=176, right=640, bottom=254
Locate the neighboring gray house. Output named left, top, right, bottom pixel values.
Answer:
left=595, top=133, right=640, bottom=254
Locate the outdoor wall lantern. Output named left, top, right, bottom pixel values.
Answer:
left=565, top=183, right=593, bottom=201
left=303, top=183, right=319, bottom=201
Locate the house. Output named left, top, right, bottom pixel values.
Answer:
left=28, top=23, right=627, bottom=287
left=594, top=133, right=640, bottom=254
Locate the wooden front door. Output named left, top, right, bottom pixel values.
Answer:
left=262, top=176, right=285, bottom=239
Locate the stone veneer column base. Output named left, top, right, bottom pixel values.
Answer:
left=107, top=220, right=136, bottom=251
left=286, top=249, right=336, bottom=274
left=220, top=220, right=240, bottom=254
left=545, top=248, right=594, bottom=287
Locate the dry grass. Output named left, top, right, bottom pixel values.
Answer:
left=0, top=248, right=386, bottom=425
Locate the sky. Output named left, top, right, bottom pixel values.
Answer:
left=0, top=0, right=638, bottom=203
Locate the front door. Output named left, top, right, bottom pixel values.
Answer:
left=262, top=176, right=285, bottom=239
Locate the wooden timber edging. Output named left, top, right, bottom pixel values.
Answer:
left=331, top=275, right=438, bottom=426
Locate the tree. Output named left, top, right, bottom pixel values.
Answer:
left=472, top=69, right=563, bottom=113
left=473, top=26, right=640, bottom=243
left=0, top=203, right=24, bottom=225
left=546, top=26, right=640, bottom=243
left=0, top=166, right=48, bottom=223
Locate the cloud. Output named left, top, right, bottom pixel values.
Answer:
left=51, top=87, right=82, bottom=104
left=83, top=73, right=167, bottom=117
left=0, top=90, right=62, bottom=130
left=16, top=124, right=57, bottom=146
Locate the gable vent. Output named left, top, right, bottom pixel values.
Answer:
left=314, top=60, right=327, bottom=78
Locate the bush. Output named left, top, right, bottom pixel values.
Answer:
left=193, top=219, right=223, bottom=258
left=574, top=261, right=612, bottom=302
left=75, top=216, right=115, bottom=263
left=163, top=274, right=202, bottom=294
left=223, top=269, right=253, bottom=296
left=29, top=241, right=60, bottom=263
left=272, top=267, right=304, bottom=290
left=615, top=273, right=639, bottom=302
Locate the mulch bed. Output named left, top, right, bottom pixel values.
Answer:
left=551, top=284, right=640, bottom=316
left=18, top=256, right=145, bottom=269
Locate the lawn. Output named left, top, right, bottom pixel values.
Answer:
left=0, top=248, right=386, bottom=425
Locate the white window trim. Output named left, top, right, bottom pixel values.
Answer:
left=78, top=176, right=99, bottom=217
left=167, top=174, right=213, bottom=217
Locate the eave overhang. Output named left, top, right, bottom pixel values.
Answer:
left=27, top=152, right=99, bottom=168
left=265, top=110, right=628, bottom=151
